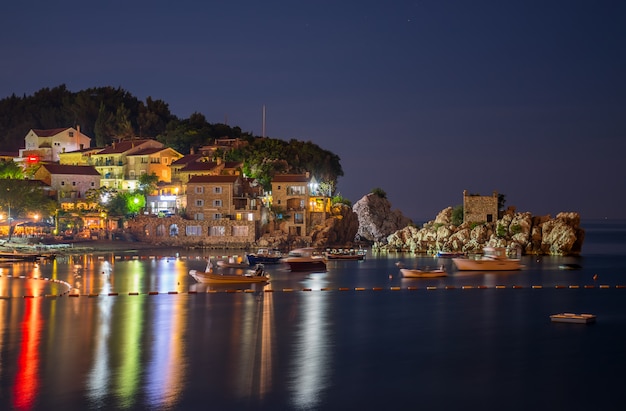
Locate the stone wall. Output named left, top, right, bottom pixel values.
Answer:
left=127, top=215, right=256, bottom=249
left=463, top=190, right=498, bottom=223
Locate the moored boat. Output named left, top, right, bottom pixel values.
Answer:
left=550, top=313, right=596, bottom=324
left=400, top=267, right=447, bottom=278
left=188, top=260, right=269, bottom=284
left=281, top=248, right=327, bottom=271
left=452, top=247, right=522, bottom=271
left=246, top=248, right=283, bottom=265
left=325, top=248, right=366, bottom=260
left=436, top=251, right=465, bottom=258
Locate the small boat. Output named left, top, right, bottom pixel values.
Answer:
left=246, top=248, right=283, bottom=265
left=281, top=248, right=327, bottom=272
left=400, top=267, right=447, bottom=278
left=550, top=313, right=596, bottom=324
left=189, top=260, right=269, bottom=284
left=436, top=251, right=465, bottom=258
left=325, top=248, right=366, bottom=260
left=216, top=256, right=250, bottom=268
left=452, top=247, right=522, bottom=271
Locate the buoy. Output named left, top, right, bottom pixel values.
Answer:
left=593, top=274, right=598, bottom=281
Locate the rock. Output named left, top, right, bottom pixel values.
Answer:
left=353, top=193, right=412, bottom=243
left=376, top=209, right=584, bottom=256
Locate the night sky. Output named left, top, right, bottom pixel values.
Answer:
left=2, top=1, right=624, bottom=221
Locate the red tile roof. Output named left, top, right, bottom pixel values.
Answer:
left=271, top=174, right=309, bottom=183
left=40, top=164, right=101, bottom=176
left=31, top=128, right=71, bottom=137
left=180, top=162, right=219, bottom=172
left=95, top=139, right=155, bottom=154
left=188, top=175, right=239, bottom=184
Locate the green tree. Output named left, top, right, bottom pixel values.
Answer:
left=451, top=205, right=464, bottom=226
left=0, top=161, right=24, bottom=179
left=0, top=179, right=56, bottom=240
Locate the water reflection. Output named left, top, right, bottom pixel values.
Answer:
left=13, top=297, right=42, bottom=410
left=290, top=289, right=331, bottom=409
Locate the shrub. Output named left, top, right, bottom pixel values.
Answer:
left=371, top=187, right=387, bottom=199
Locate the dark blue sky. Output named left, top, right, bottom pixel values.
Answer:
left=2, top=1, right=624, bottom=220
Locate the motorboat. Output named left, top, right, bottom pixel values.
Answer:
left=400, top=267, right=447, bottom=278
left=452, top=247, right=522, bottom=271
left=550, top=313, right=596, bottom=324
left=246, top=248, right=283, bottom=265
left=436, top=251, right=465, bottom=258
left=281, top=248, right=327, bottom=271
left=325, top=248, right=366, bottom=260
left=188, top=260, right=269, bottom=284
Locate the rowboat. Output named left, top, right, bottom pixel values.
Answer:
left=400, top=267, right=447, bottom=278
left=550, top=313, right=596, bottom=324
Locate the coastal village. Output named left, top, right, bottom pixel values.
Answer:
left=1, top=127, right=584, bottom=256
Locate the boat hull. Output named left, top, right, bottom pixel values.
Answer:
left=400, top=268, right=447, bottom=278
left=247, top=255, right=283, bottom=265
left=550, top=313, right=596, bottom=324
left=452, top=258, right=521, bottom=271
left=326, top=254, right=364, bottom=261
left=188, top=270, right=269, bottom=284
left=283, top=260, right=327, bottom=272
left=216, top=261, right=250, bottom=269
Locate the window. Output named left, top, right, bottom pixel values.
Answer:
left=72, top=182, right=76, bottom=186
left=213, top=187, right=222, bottom=194
left=61, top=181, right=65, bottom=186
left=195, top=186, right=204, bottom=194
left=90, top=182, right=95, bottom=187
left=213, top=199, right=222, bottom=207
left=196, top=199, right=204, bottom=207
left=294, top=212, right=304, bottom=224
left=232, top=226, right=248, bottom=237
left=209, top=226, right=225, bottom=236
left=69, top=131, right=74, bottom=137
left=213, top=213, right=222, bottom=220
left=130, top=170, right=135, bottom=179
left=186, top=225, right=203, bottom=236
left=194, top=213, right=204, bottom=221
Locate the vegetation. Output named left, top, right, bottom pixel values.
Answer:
left=451, top=205, right=464, bottom=226
left=0, top=85, right=344, bottom=194
left=0, top=178, right=57, bottom=240
left=496, top=224, right=507, bottom=237
left=371, top=187, right=387, bottom=199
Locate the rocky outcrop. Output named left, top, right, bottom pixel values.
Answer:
left=381, top=210, right=584, bottom=256
left=256, top=203, right=359, bottom=249
left=353, top=193, right=412, bottom=243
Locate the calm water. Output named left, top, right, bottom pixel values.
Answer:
left=1, top=220, right=625, bottom=410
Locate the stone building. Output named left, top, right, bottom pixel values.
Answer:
left=463, top=190, right=499, bottom=223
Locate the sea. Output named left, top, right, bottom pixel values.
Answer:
left=1, top=219, right=625, bottom=411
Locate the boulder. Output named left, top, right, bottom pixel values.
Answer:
left=353, top=193, right=412, bottom=243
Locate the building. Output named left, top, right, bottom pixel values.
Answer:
left=33, top=164, right=101, bottom=201
left=463, top=190, right=499, bottom=223
left=90, top=139, right=181, bottom=191
left=270, top=174, right=310, bottom=236
left=19, top=127, right=91, bottom=163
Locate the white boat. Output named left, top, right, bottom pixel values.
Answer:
left=400, top=267, right=447, bottom=278
left=550, top=313, right=596, bottom=324
left=452, top=247, right=522, bottom=271
left=281, top=248, right=327, bottom=271
left=189, top=260, right=269, bottom=284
